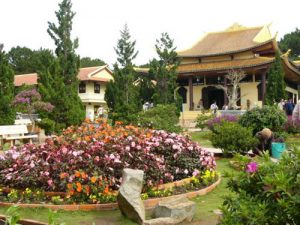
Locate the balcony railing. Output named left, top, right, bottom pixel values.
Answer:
left=78, top=93, right=105, bottom=103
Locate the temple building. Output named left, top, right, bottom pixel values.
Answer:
left=138, top=23, right=300, bottom=116
left=14, top=66, right=113, bottom=120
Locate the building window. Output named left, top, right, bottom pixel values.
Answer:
left=94, top=83, right=100, bottom=93
left=79, top=82, right=86, bottom=93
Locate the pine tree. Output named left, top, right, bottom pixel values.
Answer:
left=0, top=44, right=15, bottom=125
left=149, top=33, right=180, bottom=105
left=40, top=0, right=85, bottom=131
left=265, top=51, right=287, bottom=105
left=105, top=24, right=140, bottom=124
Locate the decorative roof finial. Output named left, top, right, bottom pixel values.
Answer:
left=281, top=49, right=291, bottom=58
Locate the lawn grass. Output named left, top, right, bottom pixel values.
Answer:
left=190, top=131, right=213, bottom=148
left=0, top=159, right=233, bottom=225
left=286, top=134, right=300, bottom=148
left=192, top=159, right=235, bottom=224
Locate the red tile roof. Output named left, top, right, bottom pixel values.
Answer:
left=14, top=73, right=38, bottom=86
left=178, top=26, right=273, bottom=57
left=14, top=66, right=112, bottom=86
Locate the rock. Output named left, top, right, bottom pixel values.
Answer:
left=117, top=168, right=145, bottom=224
left=152, top=196, right=195, bottom=223
left=143, top=217, right=183, bottom=225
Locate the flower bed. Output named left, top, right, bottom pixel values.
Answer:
left=0, top=119, right=216, bottom=204
left=0, top=176, right=221, bottom=211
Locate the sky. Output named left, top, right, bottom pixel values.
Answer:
left=1, top=0, right=299, bottom=67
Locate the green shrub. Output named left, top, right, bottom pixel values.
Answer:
left=220, top=148, right=300, bottom=225
left=195, top=113, right=213, bottom=129
left=37, top=118, right=55, bottom=135
left=239, top=106, right=287, bottom=135
left=211, top=121, right=258, bottom=155
left=135, top=104, right=182, bottom=133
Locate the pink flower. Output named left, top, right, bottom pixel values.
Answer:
left=246, top=162, right=258, bottom=173
left=192, top=169, right=200, bottom=176
left=131, top=142, right=136, bottom=148
left=61, top=147, right=68, bottom=154
left=47, top=179, right=53, bottom=187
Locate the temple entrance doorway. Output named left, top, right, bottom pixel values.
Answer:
left=202, top=86, right=224, bottom=109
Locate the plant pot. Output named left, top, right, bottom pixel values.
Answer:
left=271, top=142, right=286, bottom=159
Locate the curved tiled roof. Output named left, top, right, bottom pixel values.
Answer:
left=178, top=26, right=274, bottom=57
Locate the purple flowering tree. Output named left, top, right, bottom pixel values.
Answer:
left=13, top=88, right=54, bottom=132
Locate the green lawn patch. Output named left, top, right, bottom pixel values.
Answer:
left=190, top=131, right=213, bottom=148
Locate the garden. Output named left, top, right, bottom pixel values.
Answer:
left=0, top=105, right=300, bottom=224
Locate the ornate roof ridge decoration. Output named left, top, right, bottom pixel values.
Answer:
left=178, top=23, right=274, bottom=58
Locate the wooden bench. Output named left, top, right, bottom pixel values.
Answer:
left=0, top=125, right=38, bottom=147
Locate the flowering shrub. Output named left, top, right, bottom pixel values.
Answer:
left=220, top=149, right=300, bottom=224
left=13, top=88, right=54, bottom=132
left=0, top=119, right=216, bottom=196
left=206, top=114, right=239, bottom=132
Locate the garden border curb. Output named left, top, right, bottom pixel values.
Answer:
left=0, top=177, right=221, bottom=211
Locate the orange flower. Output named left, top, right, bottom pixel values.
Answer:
left=75, top=171, right=81, bottom=178
left=90, top=176, right=97, bottom=183
left=60, top=173, right=68, bottom=179
left=103, top=185, right=109, bottom=195
left=76, top=182, right=82, bottom=192
left=85, top=185, right=90, bottom=195
left=69, top=189, right=74, bottom=196
left=67, top=183, right=73, bottom=190
left=81, top=172, right=87, bottom=179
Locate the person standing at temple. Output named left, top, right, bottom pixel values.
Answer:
left=210, top=101, right=218, bottom=115
left=292, top=100, right=300, bottom=122
left=285, top=99, right=294, bottom=117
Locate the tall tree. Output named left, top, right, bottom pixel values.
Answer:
left=149, top=33, right=180, bottom=105
left=8, top=46, right=56, bottom=75
left=265, top=51, right=287, bottom=105
left=8, top=46, right=36, bottom=74
left=80, top=57, right=106, bottom=67
left=0, top=44, right=15, bottom=125
left=40, top=0, right=84, bottom=131
left=279, top=28, right=300, bottom=60
left=105, top=24, right=140, bottom=123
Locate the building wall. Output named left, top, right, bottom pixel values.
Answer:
left=240, top=82, right=262, bottom=109
left=79, top=81, right=107, bottom=120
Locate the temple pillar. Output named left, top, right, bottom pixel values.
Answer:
left=261, top=71, right=266, bottom=105
left=188, top=76, right=194, bottom=110
left=224, top=77, right=228, bottom=105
